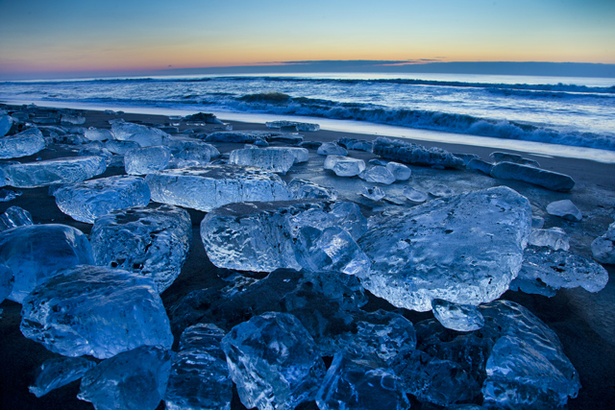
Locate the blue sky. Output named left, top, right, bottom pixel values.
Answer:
left=1, top=0, right=614, bottom=79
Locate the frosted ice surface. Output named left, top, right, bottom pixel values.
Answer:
left=528, top=226, right=570, bottom=250
left=146, top=164, right=292, bottom=212
left=403, top=186, right=428, bottom=203
left=360, top=185, right=385, bottom=201
left=266, top=120, right=320, bottom=132
left=546, top=199, right=583, bottom=221
left=20, top=265, right=173, bottom=359
left=359, top=165, right=396, bottom=184
left=78, top=346, right=172, bottom=410
left=29, top=356, right=96, bottom=398
left=0, top=155, right=107, bottom=188
left=90, top=204, right=191, bottom=293
left=432, top=299, right=485, bottom=331
left=0, top=224, right=93, bottom=303
left=373, top=137, right=465, bottom=169
left=0, top=127, right=46, bottom=159
left=60, top=113, right=85, bottom=125
left=166, top=137, right=219, bottom=168
left=491, top=161, right=575, bottom=192
left=337, top=137, right=373, bottom=152
left=515, top=246, right=608, bottom=293
left=229, top=146, right=297, bottom=174
left=591, top=221, right=615, bottom=264
left=0, top=205, right=33, bottom=231
left=165, top=324, right=232, bottom=410
left=124, top=145, right=171, bottom=175
left=0, top=113, right=13, bottom=137
left=221, top=311, right=326, bottom=410
left=268, top=146, right=309, bottom=163
left=54, top=175, right=151, bottom=224
left=386, top=161, right=412, bottom=181
left=104, top=139, right=140, bottom=155
left=358, top=186, right=532, bottom=311
left=84, top=127, right=113, bottom=141
left=110, top=119, right=169, bottom=147
left=288, top=178, right=338, bottom=200
left=318, top=142, right=348, bottom=156
left=323, top=155, right=366, bottom=177
left=316, top=353, right=410, bottom=410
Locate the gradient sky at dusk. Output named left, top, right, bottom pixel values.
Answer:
left=1, top=0, right=614, bottom=79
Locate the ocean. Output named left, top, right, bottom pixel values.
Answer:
left=1, top=72, right=614, bottom=159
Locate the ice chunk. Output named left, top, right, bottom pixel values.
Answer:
left=546, top=199, right=582, bottom=221
left=204, top=130, right=269, bottom=145
left=0, top=205, right=33, bottom=231
left=54, top=175, right=151, bottom=224
left=146, top=164, right=291, bottom=212
left=432, top=299, right=485, bottom=332
left=166, top=137, right=219, bottom=168
left=0, top=188, right=21, bottom=202
left=110, top=119, right=169, bottom=147
left=528, top=226, right=570, bottom=250
left=402, top=186, right=428, bottom=203
left=316, top=353, right=410, bottom=410
left=0, top=128, right=46, bottom=159
left=386, top=161, right=412, bottom=181
left=491, top=161, right=575, bottom=192
left=90, top=205, right=191, bottom=293
left=318, top=142, right=348, bottom=156
left=200, top=200, right=366, bottom=272
left=0, top=224, right=93, bottom=303
left=467, top=158, right=494, bottom=174
left=20, top=265, right=173, bottom=359
left=288, top=178, right=338, bottom=200
left=266, top=120, right=320, bottom=132
left=373, top=137, right=465, bottom=169
left=358, top=186, right=532, bottom=312
left=164, top=324, right=232, bottom=410
left=124, top=145, right=171, bottom=175
left=323, top=155, right=366, bottom=177
left=84, top=127, right=113, bottom=141
left=229, top=146, right=297, bottom=174
left=29, top=356, right=96, bottom=398
left=104, top=139, right=140, bottom=154
left=61, top=113, right=85, bottom=125
left=359, top=165, right=396, bottom=184
left=221, top=312, right=326, bottom=410
left=360, top=185, right=386, bottom=201
left=514, top=246, right=608, bottom=294
left=78, top=346, right=172, bottom=410
left=337, top=137, right=373, bottom=152
left=490, top=151, right=540, bottom=167
left=0, top=113, right=13, bottom=137
left=591, top=221, right=615, bottom=264
left=0, top=156, right=107, bottom=188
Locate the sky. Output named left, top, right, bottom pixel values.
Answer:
left=0, top=0, right=614, bottom=80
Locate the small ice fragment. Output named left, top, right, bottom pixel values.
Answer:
left=359, top=165, right=396, bottom=185
left=432, top=299, right=485, bottom=331
left=0, top=113, right=13, bottom=137
left=0, top=156, right=107, bottom=188
left=0, top=188, right=22, bottom=202
left=528, top=226, right=570, bottom=250
left=323, top=155, right=366, bottom=177
left=288, top=178, right=338, bottom=200
left=360, top=185, right=386, bottom=201
left=78, top=346, right=172, bottom=410
left=591, top=221, right=615, bottom=264
left=402, top=186, right=428, bottom=203
left=386, top=161, right=412, bottom=181
left=546, top=199, right=582, bottom=221
left=318, top=142, right=348, bottom=156
left=54, top=175, right=151, bottom=224
left=60, top=113, right=85, bottom=125
left=84, top=127, right=113, bottom=141
left=0, top=205, right=33, bottom=231
left=29, top=356, right=96, bottom=398
left=0, top=128, right=46, bottom=159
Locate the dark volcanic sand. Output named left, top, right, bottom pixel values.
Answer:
left=0, top=104, right=614, bottom=409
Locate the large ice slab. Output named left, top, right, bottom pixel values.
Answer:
left=78, top=346, right=172, bottom=410
left=201, top=200, right=367, bottom=272
left=0, top=224, right=94, bottom=303
left=110, top=119, right=169, bottom=147
left=0, top=127, right=46, bottom=159
left=491, top=161, right=575, bottom=192
left=124, top=145, right=171, bottom=175
left=54, top=175, right=151, bottom=223
left=0, top=156, right=107, bottom=188
left=221, top=311, right=326, bottom=410
left=146, top=164, right=292, bottom=212
left=20, top=265, right=173, bottom=359
left=372, top=137, right=465, bottom=169
left=29, top=356, right=96, bottom=398
left=358, top=186, right=532, bottom=312
left=592, top=221, right=615, bottom=264
left=90, top=205, right=191, bottom=293
left=164, top=323, right=232, bottom=410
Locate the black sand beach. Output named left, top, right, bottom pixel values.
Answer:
left=0, top=104, right=614, bottom=409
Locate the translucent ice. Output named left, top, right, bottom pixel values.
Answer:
left=323, top=155, right=366, bottom=177
left=166, top=137, right=219, bottom=168
left=78, top=345, right=172, bottom=410
left=84, top=127, right=113, bottom=141
left=164, top=324, right=232, bottom=410
left=54, top=175, right=151, bottom=224
left=229, top=146, right=297, bottom=174
left=359, top=165, right=396, bottom=184
left=318, top=142, right=348, bottom=156
left=316, top=353, right=410, bottom=410
left=0, top=224, right=94, bottom=303
left=386, top=161, right=412, bottom=181
left=546, top=199, right=583, bottom=221
left=0, top=205, right=33, bottom=231
left=288, top=178, right=338, bottom=200
left=373, top=137, right=465, bottom=169
left=29, top=356, right=96, bottom=398
left=491, top=161, right=575, bottom=192
left=0, top=113, right=13, bottom=137
left=20, top=265, right=173, bottom=359
left=146, top=164, right=292, bottom=212
left=432, top=299, right=485, bottom=331
left=90, top=205, right=191, bottom=293
left=359, top=185, right=386, bottom=201
left=528, top=226, right=570, bottom=250
left=591, top=221, right=615, bottom=264
left=221, top=311, right=326, bottom=410
left=358, top=186, right=532, bottom=311
left=403, top=186, right=429, bottom=203
left=0, top=127, right=46, bottom=159
left=110, top=119, right=169, bottom=147
left=0, top=155, right=107, bottom=188
left=490, top=151, right=540, bottom=167
left=61, top=113, right=85, bottom=125
left=124, top=145, right=171, bottom=175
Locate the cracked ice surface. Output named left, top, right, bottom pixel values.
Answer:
left=0, top=156, right=107, bottom=188
left=146, top=164, right=292, bottom=212
left=0, top=127, right=46, bottom=159
left=358, top=186, right=532, bottom=312
left=20, top=265, right=173, bottom=359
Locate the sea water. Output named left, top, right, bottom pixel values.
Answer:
left=1, top=72, right=614, bottom=160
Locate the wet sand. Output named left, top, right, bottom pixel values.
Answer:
left=0, top=104, right=614, bottom=409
